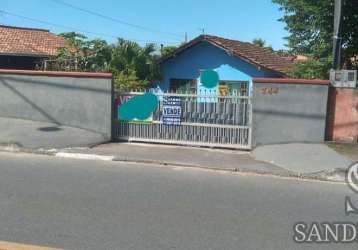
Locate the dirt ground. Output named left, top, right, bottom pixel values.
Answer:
left=326, top=142, right=358, bottom=162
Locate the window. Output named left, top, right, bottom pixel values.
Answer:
left=219, top=81, right=249, bottom=96
left=170, top=79, right=197, bottom=93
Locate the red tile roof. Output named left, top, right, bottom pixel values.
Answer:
left=160, top=35, right=295, bottom=76
left=0, top=25, right=67, bottom=57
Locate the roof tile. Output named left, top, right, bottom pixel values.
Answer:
left=0, top=25, right=66, bottom=57
left=161, top=35, right=295, bottom=75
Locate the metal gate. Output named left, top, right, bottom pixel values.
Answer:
left=114, top=83, right=252, bottom=149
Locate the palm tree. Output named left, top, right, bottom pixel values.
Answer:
left=110, top=39, right=160, bottom=90
left=57, top=34, right=161, bottom=90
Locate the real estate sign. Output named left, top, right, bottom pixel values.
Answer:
left=162, top=96, right=182, bottom=125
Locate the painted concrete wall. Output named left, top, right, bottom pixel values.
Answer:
left=252, top=80, right=329, bottom=146
left=0, top=71, right=113, bottom=139
left=326, top=87, right=358, bottom=142
left=160, top=41, right=280, bottom=91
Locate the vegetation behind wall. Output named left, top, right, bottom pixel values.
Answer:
left=47, top=32, right=178, bottom=91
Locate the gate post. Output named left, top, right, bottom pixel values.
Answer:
left=247, top=91, right=253, bottom=150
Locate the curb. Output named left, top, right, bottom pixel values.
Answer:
left=0, top=144, right=347, bottom=184
left=55, top=152, right=115, bottom=161
left=301, top=168, right=347, bottom=183
left=0, top=144, right=57, bottom=156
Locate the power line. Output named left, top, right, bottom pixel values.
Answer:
left=50, top=0, right=183, bottom=39
left=0, top=10, right=179, bottom=45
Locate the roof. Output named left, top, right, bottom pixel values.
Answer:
left=0, top=25, right=67, bottom=57
left=160, top=35, right=295, bottom=76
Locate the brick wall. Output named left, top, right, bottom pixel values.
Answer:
left=327, top=87, right=358, bottom=142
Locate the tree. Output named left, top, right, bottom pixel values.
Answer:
left=57, top=32, right=112, bottom=72
left=57, top=34, right=162, bottom=90
left=273, top=0, right=358, bottom=79
left=113, top=69, right=147, bottom=91
left=252, top=38, right=266, bottom=48
left=252, top=38, right=274, bottom=51
left=59, top=32, right=87, bottom=48
left=85, top=39, right=112, bottom=71
left=160, top=45, right=177, bottom=57
left=288, top=57, right=332, bottom=79
left=109, top=38, right=161, bottom=90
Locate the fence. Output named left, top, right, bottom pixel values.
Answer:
left=114, top=83, right=252, bottom=149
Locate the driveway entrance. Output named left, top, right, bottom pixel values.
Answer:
left=114, top=82, right=252, bottom=149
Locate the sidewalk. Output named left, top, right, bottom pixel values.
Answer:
left=0, top=132, right=352, bottom=182
left=58, top=143, right=292, bottom=176
left=252, top=143, right=353, bottom=182
left=54, top=142, right=353, bottom=182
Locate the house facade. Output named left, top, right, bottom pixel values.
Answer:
left=159, top=35, right=295, bottom=94
left=0, top=25, right=67, bottom=70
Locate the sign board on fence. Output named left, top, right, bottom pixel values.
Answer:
left=162, top=96, right=182, bottom=125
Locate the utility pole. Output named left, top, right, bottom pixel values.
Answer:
left=333, top=0, right=343, bottom=70
left=185, top=32, right=188, bottom=43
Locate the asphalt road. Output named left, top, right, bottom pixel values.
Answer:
left=0, top=152, right=356, bottom=250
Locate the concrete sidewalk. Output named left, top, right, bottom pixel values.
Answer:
left=59, top=143, right=292, bottom=176
left=0, top=117, right=108, bottom=150
left=252, top=143, right=353, bottom=173
left=55, top=142, right=354, bottom=182
left=0, top=121, right=352, bottom=182
left=252, top=143, right=353, bottom=181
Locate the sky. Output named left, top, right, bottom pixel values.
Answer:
left=0, top=0, right=289, bottom=50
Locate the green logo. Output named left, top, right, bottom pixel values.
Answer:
left=119, top=93, right=158, bottom=121
left=200, top=70, right=219, bottom=88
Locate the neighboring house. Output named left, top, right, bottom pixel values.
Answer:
left=0, top=25, right=66, bottom=70
left=159, top=35, right=295, bottom=93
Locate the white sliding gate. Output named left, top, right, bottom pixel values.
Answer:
left=114, top=83, right=252, bottom=149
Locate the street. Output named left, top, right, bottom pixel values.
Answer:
left=0, top=152, right=356, bottom=250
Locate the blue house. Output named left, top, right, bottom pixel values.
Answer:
left=159, top=35, right=295, bottom=95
